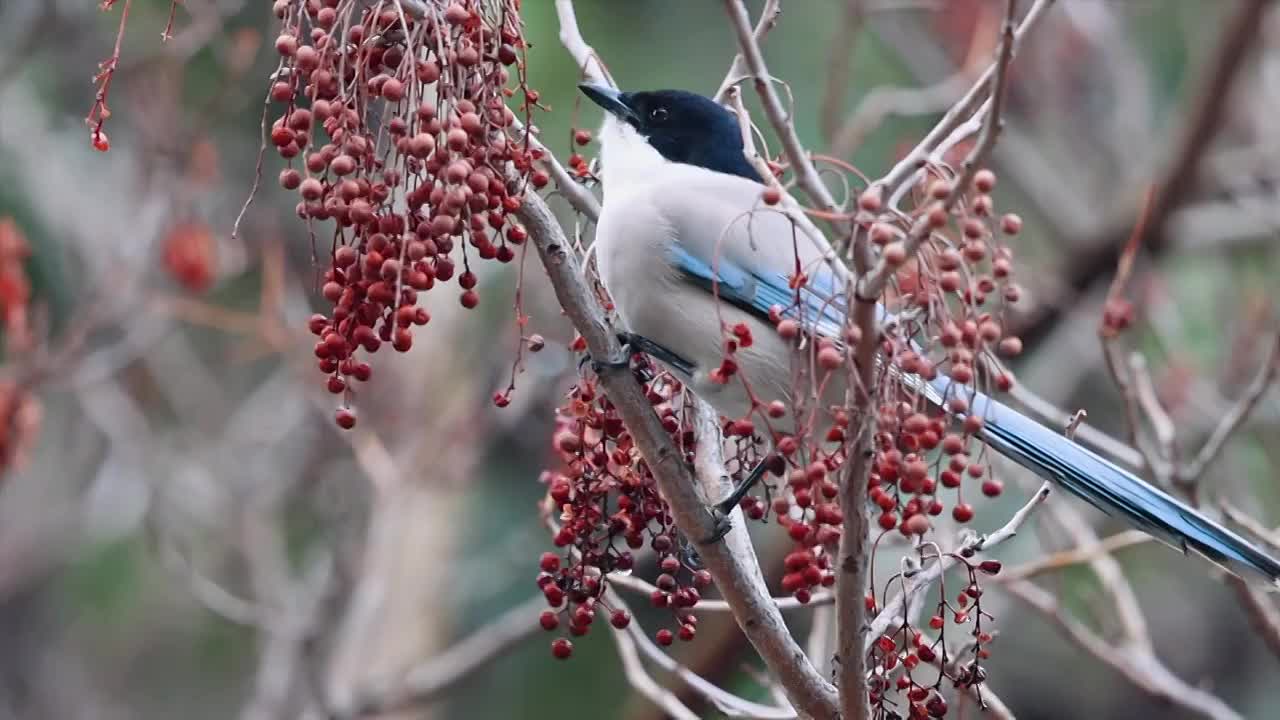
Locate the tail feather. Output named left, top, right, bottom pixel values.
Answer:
left=927, top=376, right=1280, bottom=589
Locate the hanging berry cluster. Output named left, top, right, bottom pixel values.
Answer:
left=269, top=0, right=540, bottom=429
left=536, top=364, right=712, bottom=659
left=854, top=168, right=1023, bottom=536
left=869, top=556, right=1003, bottom=719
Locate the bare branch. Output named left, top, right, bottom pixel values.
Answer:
left=1005, top=580, right=1242, bottom=720
left=1181, top=334, right=1280, bottom=482
left=1012, top=0, right=1274, bottom=347
left=994, top=530, right=1151, bottom=583
left=607, top=589, right=797, bottom=720
left=1220, top=502, right=1280, bottom=554
left=716, top=0, right=782, bottom=102
left=515, top=116, right=601, bottom=220
left=722, top=0, right=841, bottom=216
left=869, top=0, right=1057, bottom=199
left=829, top=71, right=972, bottom=161
left=857, top=0, right=1022, bottom=300
left=335, top=596, right=545, bottom=718
left=1129, top=352, right=1177, bottom=459
left=609, top=617, right=702, bottom=720
left=554, top=0, right=610, bottom=85
left=1228, top=576, right=1280, bottom=661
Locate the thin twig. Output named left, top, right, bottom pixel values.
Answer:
left=1129, top=352, right=1178, bottom=460
left=723, top=0, right=841, bottom=216
left=610, top=617, right=702, bottom=720
left=994, top=530, right=1151, bottom=583
left=1181, top=334, right=1280, bottom=481
left=335, top=596, right=546, bottom=718
left=869, top=0, right=1056, bottom=200
left=857, top=0, right=1021, bottom=301
left=1220, top=502, right=1280, bottom=554
left=715, top=0, right=783, bottom=102
left=865, top=482, right=1051, bottom=649
left=607, top=589, right=797, bottom=719
left=1228, top=576, right=1280, bottom=661
left=609, top=571, right=833, bottom=613
left=1005, top=580, right=1242, bottom=720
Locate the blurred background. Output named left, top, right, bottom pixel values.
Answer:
left=0, top=0, right=1277, bottom=718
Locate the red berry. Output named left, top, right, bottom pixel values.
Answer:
left=539, top=552, right=560, bottom=572
left=540, top=611, right=559, bottom=631
left=973, top=168, right=996, bottom=193
left=381, top=78, right=404, bottom=102
left=551, top=638, right=573, bottom=659
left=335, top=408, right=356, bottom=429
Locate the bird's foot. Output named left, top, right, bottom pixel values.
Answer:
left=701, top=505, right=735, bottom=544
left=578, top=334, right=636, bottom=375
left=701, top=457, right=775, bottom=544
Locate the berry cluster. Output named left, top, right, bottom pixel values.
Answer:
left=857, top=169, right=1023, bottom=535
left=700, top=170, right=1027, bottom=605
left=269, top=0, right=539, bottom=428
left=869, top=557, right=1002, bottom=718
left=536, top=368, right=710, bottom=659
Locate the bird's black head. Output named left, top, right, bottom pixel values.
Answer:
left=579, top=84, right=762, bottom=183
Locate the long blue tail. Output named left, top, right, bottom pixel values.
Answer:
left=927, top=375, right=1280, bottom=589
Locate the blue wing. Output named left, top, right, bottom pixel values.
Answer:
left=668, top=242, right=1280, bottom=587
left=667, top=244, right=850, bottom=339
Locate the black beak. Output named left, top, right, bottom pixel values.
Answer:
left=578, top=83, right=639, bottom=125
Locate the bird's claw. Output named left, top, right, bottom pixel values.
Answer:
left=578, top=336, right=635, bottom=375
left=701, top=505, right=735, bottom=544
left=579, top=351, right=630, bottom=375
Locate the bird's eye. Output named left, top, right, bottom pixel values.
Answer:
left=649, top=107, right=669, bottom=123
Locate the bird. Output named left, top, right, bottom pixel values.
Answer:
left=578, top=82, right=1280, bottom=589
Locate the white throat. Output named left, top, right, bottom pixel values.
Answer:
left=598, top=115, right=669, bottom=196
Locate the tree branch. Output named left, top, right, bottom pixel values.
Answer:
left=868, top=0, right=1057, bottom=200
